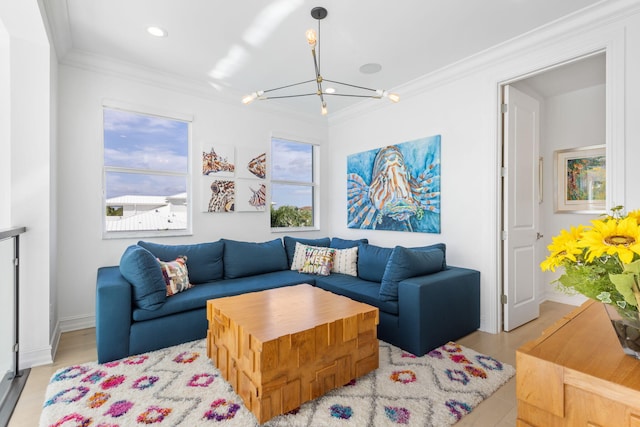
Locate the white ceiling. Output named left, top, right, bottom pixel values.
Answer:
left=44, top=0, right=605, bottom=115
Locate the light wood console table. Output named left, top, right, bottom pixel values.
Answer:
left=517, top=299, right=640, bottom=426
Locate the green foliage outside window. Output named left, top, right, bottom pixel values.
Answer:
left=270, top=205, right=312, bottom=228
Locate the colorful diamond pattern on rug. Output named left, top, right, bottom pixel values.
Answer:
left=40, top=340, right=514, bottom=426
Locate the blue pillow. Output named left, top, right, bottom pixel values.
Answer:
left=222, top=238, right=288, bottom=279
left=283, top=236, right=331, bottom=268
left=138, top=240, right=224, bottom=284
left=330, top=237, right=368, bottom=249
left=119, top=245, right=166, bottom=310
left=357, top=243, right=394, bottom=282
left=411, top=243, right=447, bottom=269
left=379, top=246, right=445, bottom=301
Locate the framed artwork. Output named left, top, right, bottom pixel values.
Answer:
left=237, top=146, right=266, bottom=179
left=235, top=179, right=266, bottom=211
left=203, top=179, right=235, bottom=213
left=347, top=135, right=441, bottom=233
left=202, top=144, right=235, bottom=177
left=554, top=145, right=606, bottom=213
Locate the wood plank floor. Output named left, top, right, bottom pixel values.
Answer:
left=8, top=301, right=575, bottom=426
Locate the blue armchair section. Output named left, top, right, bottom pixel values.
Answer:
left=95, top=237, right=480, bottom=363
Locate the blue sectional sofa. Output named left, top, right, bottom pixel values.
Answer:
left=96, top=236, right=480, bottom=363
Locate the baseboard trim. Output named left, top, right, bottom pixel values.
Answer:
left=59, top=314, right=95, bottom=333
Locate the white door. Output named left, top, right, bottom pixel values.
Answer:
left=502, top=85, right=541, bottom=331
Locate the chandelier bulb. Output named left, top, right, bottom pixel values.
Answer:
left=241, top=91, right=265, bottom=105
left=387, top=92, right=400, bottom=103
left=321, top=102, right=328, bottom=116
left=306, top=29, right=317, bottom=47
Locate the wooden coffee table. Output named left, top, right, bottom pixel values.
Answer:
left=206, top=284, right=379, bottom=423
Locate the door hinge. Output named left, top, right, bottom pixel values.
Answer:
left=500, top=166, right=507, bottom=177
left=501, top=230, right=507, bottom=240
left=501, top=294, right=508, bottom=304
left=501, top=103, right=508, bottom=114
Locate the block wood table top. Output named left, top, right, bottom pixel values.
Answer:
left=516, top=299, right=640, bottom=426
left=206, top=283, right=380, bottom=423
left=207, top=283, right=379, bottom=343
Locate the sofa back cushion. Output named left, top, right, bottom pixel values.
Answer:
left=330, top=237, right=368, bottom=249
left=222, top=238, right=288, bottom=279
left=411, top=243, right=447, bottom=270
left=357, top=243, right=394, bottom=282
left=138, top=240, right=224, bottom=284
left=119, top=245, right=166, bottom=310
left=283, top=236, right=330, bottom=268
left=379, top=246, right=445, bottom=301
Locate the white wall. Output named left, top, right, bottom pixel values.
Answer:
left=0, top=1, right=54, bottom=368
left=326, top=2, right=640, bottom=333
left=56, top=64, right=329, bottom=334
left=540, top=84, right=605, bottom=305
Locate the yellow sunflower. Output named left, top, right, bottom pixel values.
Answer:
left=540, top=225, right=585, bottom=272
left=627, top=209, right=640, bottom=225
left=579, top=217, right=640, bottom=264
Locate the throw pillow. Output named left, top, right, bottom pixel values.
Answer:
left=119, top=245, right=166, bottom=310
left=331, top=246, right=358, bottom=276
left=283, top=236, right=331, bottom=268
left=290, top=242, right=311, bottom=270
left=299, top=246, right=336, bottom=276
left=379, top=246, right=445, bottom=301
left=357, top=243, right=394, bottom=282
left=158, top=256, right=193, bottom=296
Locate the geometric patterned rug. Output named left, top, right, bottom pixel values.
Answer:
left=39, top=339, right=514, bottom=426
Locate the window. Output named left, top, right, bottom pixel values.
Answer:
left=103, top=106, right=190, bottom=237
left=270, top=137, right=316, bottom=229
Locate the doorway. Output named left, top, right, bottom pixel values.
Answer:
left=500, top=52, right=606, bottom=331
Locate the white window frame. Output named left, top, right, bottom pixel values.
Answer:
left=270, top=134, right=320, bottom=232
left=101, top=100, right=193, bottom=239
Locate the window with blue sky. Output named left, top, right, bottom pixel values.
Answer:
left=103, top=107, right=190, bottom=235
left=270, top=138, right=315, bottom=228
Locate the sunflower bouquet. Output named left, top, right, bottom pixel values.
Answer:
left=540, top=206, right=640, bottom=316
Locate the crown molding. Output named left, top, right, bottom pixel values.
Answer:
left=59, top=48, right=324, bottom=126
left=329, top=0, right=640, bottom=125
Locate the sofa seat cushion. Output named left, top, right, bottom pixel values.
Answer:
left=222, top=238, right=288, bottom=279
left=314, top=274, right=399, bottom=315
left=132, top=270, right=312, bottom=322
left=119, top=245, right=166, bottom=310
left=138, top=240, right=224, bottom=284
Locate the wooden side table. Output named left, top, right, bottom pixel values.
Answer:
left=516, top=299, right=640, bottom=426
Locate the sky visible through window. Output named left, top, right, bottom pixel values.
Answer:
left=104, top=108, right=188, bottom=199
left=271, top=138, right=313, bottom=208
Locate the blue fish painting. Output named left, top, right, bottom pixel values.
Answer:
left=347, top=135, right=441, bottom=233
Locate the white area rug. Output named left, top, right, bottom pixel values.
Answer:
left=40, top=339, right=514, bottom=426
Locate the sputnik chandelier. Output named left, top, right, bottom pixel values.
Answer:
left=242, top=6, right=400, bottom=115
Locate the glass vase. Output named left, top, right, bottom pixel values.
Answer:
left=604, top=303, right=640, bottom=360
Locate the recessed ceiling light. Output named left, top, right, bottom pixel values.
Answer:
left=325, top=87, right=336, bottom=94
left=360, top=63, right=382, bottom=74
left=147, top=26, right=168, bottom=38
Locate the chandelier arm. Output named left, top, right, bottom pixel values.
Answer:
left=323, top=79, right=379, bottom=92
left=324, top=93, right=383, bottom=98
left=261, top=93, right=317, bottom=100
left=263, top=79, right=316, bottom=93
